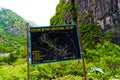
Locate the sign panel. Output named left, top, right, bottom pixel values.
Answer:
left=29, top=24, right=82, bottom=64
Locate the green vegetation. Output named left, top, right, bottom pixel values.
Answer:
left=80, top=22, right=103, bottom=50
left=0, top=41, right=120, bottom=80
left=86, top=41, right=120, bottom=79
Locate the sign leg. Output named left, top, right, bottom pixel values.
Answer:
left=77, top=19, right=87, bottom=80
left=26, top=23, right=30, bottom=80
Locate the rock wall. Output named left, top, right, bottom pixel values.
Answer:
left=65, top=0, right=120, bottom=45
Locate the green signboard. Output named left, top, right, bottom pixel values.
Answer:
left=29, top=24, right=82, bottom=64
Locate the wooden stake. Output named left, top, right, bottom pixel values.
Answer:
left=26, top=23, right=30, bottom=80
left=77, top=19, right=87, bottom=80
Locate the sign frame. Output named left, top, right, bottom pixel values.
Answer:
left=29, top=24, right=82, bottom=65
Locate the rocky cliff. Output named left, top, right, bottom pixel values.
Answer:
left=74, top=0, right=120, bottom=44
left=51, top=0, right=120, bottom=45
left=74, top=0, right=120, bottom=30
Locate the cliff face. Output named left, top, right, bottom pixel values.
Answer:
left=74, top=0, right=120, bottom=30
left=64, top=0, right=120, bottom=45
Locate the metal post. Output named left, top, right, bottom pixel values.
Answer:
left=26, top=23, right=30, bottom=80
left=77, top=19, right=87, bottom=80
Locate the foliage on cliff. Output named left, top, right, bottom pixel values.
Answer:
left=50, top=0, right=100, bottom=50
left=50, top=0, right=115, bottom=50
left=50, top=0, right=77, bottom=25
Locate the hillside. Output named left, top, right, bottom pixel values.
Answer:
left=0, top=8, right=26, bottom=59
left=0, top=8, right=26, bottom=35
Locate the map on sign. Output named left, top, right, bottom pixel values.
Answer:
left=29, top=24, right=82, bottom=64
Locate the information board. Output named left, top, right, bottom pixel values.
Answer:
left=29, top=24, right=82, bottom=64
